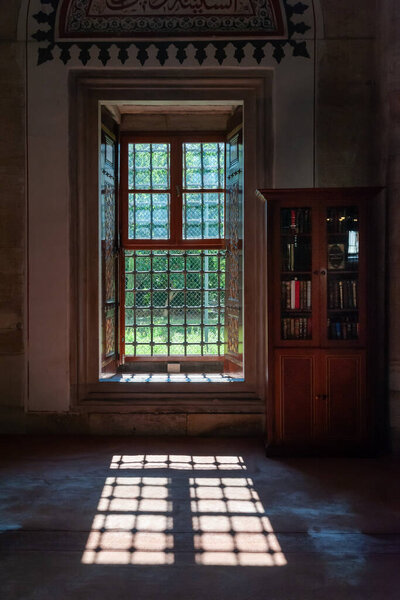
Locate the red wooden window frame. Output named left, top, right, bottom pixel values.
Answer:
left=120, top=132, right=226, bottom=250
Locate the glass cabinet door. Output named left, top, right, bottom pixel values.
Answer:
left=279, top=207, right=313, bottom=341
left=326, top=206, right=360, bottom=341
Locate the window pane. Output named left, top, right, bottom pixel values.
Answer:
left=183, top=193, right=224, bottom=239
left=128, top=193, right=170, bottom=239
left=128, top=143, right=170, bottom=190
left=124, top=250, right=225, bottom=357
left=183, top=142, right=224, bottom=190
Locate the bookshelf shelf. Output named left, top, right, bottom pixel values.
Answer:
left=257, top=187, right=380, bottom=454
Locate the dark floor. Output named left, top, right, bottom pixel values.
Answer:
left=0, top=436, right=399, bottom=600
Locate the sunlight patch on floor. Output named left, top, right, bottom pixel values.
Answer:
left=82, top=455, right=287, bottom=567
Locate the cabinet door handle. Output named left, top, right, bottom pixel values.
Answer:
left=315, top=394, right=328, bottom=400
left=320, top=269, right=326, bottom=276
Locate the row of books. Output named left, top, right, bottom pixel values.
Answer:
left=328, top=317, right=359, bottom=340
left=282, top=241, right=311, bottom=272
left=281, top=317, right=311, bottom=340
left=326, top=208, right=358, bottom=233
left=281, top=208, right=311, bottom=233
left=281, top=279, right=312, bottom=310
left=328, top=279, right=358, bottom=309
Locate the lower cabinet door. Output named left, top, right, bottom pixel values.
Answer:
left=322, top=350, right=366, bottom=443
left=274, top=350, right=317, bottom=445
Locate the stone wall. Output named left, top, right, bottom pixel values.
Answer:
left=316, top=0, right=378, bottom=187
left=0, top=0, right=26, bottom=419
left=379, top=0, right=400, bottom=453
left=0, top=0, right=398, bottom=447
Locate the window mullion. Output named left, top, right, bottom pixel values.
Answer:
left=170, top=138, right=183, bottom=245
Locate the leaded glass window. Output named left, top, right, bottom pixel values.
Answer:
left=127, top=143, right=170, bottom=240
left=183, top=142, right=225, bottom=239
left=121, top=135, right=227, bottom=358
left=125, top=249, right=225, bottom=357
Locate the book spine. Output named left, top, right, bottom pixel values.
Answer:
left=290, top=280, right=295, bottom=308
left=295, top=279, right=300, bottom=309
left=307, top=280, right=311, bottom=309
left=338, top=280, right=344, bottom=309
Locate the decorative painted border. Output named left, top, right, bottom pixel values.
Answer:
left=57, top=0, right=285, bottom=39
left=32, top=0, right=311, bottom=65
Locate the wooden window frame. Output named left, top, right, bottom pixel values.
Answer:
left=120, top=132, right=226, bottom=250
left=70, top=73, right=268, bottom=404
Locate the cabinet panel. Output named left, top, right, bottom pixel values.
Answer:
left=273, top=201, right=320, bottom=347
left=324, top=352, right=365, bottom=441
left=275, top=351, right=316, bottom=443
left=259, top=188, right=379, bottom=454
left=321, top=199, right=367, bottom=348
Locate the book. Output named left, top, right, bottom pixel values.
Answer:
left=328, top=243, right=345, bottom=270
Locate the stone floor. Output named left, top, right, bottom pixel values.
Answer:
left=0, top=436, right=399, bottom=600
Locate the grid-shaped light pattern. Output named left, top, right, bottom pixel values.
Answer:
left=82, top=455, right=287, bottom=567
left=191, top=477, right=287, bottom=566
left=128, top=143, right=170, bottom=239
left=183, top=143, right=225, bottom=239
left=125, top=249, right=225, bottom=357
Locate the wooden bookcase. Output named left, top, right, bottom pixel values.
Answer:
left=258, top=188, right=382, bottom=455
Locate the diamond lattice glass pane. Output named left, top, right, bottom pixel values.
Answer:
left=187, top=309, right=201, bottom=325
left=187, top=273, right=202, bottom=289
left=128, top=193, right=170, bottom=240
left=125, top=328, right=135, bottom=343
left=125, top=292, right=134, bottom=308
left=206, top=273, right=219, bottom=289
left=204, top=343, right=219, bottom=355
left=171, top=291, right=185, bottom=307
left=204, top=326, right=219, bottom=343
left=183, top=193, right=224, bottom=239
left=169, top=309, right=185, bottom=325
left=186, top=344, right=202, bottom=355
left=187, top=253, right=202, bottom=271
left=170, top=344, right=185, bottom=354
left=187, top=291, right=202, bottom=307
left=170, top=273, right=185, bottom=289
left=153, top=253, right=168, bottom=271
left=136, top=292, right=151, bottom=308
left=125, top=274, right=134, bottom=290
left=153, top=327, right=168, bottom=344
left=136, top=327, right=151, bottom=344
left=204, top=309, right=219, bottom=325
left=152, top=273, right=168, bottom=290
left=153, top=345, right=168, bottom=355
left=153, top=309, right=168, bottom=325
left=125, top=344, right=135, bottom=356
left=125, top=309, right=134, bottom=326
left=136, top=273, right=151, bottom=290
left=153, top=291, right=168, bottom=308
left=187, top=327, right=202, bottom=343
left=136, top=309, right=151, bottom=325
left=170, top=327, right=185, bottom=343
left=183, top=142, right=224, bottom=190
left=128, top=143, right=170, bottom=191
left=124, top=250, right=226, bottom=357
left=170, top=254, right=185, bottom=271
left=136, top=344, right=152, bottom=355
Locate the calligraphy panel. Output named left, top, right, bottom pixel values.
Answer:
left=57, top=0, right=286, bottom=39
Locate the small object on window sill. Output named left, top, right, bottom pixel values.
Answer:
left=167, top=363, right=181, bottom=373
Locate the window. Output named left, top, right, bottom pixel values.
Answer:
left=120, top=134, right=226, bottom=359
